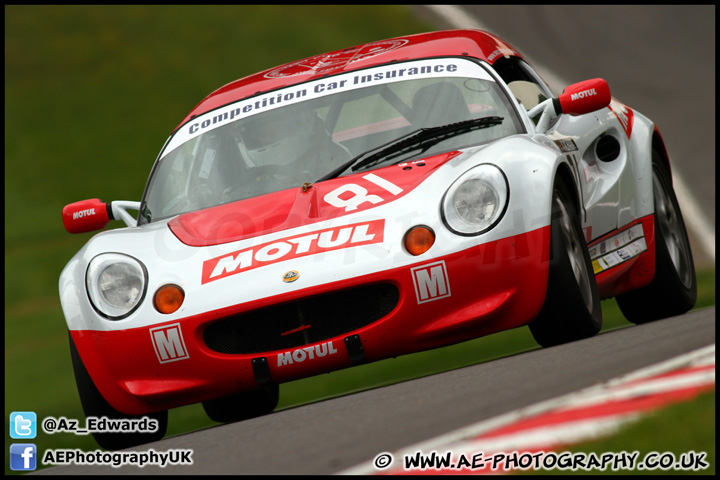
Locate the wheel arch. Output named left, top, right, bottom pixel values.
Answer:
left=651, top=126, right=673, bottom=181
left=554, top=161, right=582, bottom=219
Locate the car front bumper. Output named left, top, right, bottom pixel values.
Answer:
left=71, top=225, right=550, bottom=415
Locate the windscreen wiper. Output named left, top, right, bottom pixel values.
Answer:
left=316, top=116, right=504, bottom=182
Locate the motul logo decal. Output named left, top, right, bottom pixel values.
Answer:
left=571, top=88, right=597, bottom=101
left=72, top=208, right=96, bottom=220
left=202, top=219, right=385, bottom=284
left=276, top=341, right=339, bottom=366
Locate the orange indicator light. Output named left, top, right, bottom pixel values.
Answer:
left=405, top=226, right=435, bottom=256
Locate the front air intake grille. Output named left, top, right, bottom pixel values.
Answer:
left=203, top=283, right=399, bottom=354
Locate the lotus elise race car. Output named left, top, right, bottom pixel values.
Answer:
left=60, top=29, right=696, bottom=449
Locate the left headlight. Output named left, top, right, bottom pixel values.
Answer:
left=86, top=253, right=147, bottom=319
left=442, top=163, right=509, bottom=236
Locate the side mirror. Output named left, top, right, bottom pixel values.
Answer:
left=62, top=199, right=111, bottom=233
left=529, top=78, right=612, bottom=132
left=554, top=78, right=611, bottom=116
left=62, top=199, right=140, bottom=233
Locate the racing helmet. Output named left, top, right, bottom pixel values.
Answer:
left=238, top=106, right=316, bottom=167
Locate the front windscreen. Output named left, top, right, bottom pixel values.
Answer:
left=140, top=58, right=523, bottom=223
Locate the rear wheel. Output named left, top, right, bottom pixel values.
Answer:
left=69, top=333, right=168, bottom=450
left=615, top=152, right=696, bottom=323
left=529, top=180, right=602, bottom=347
left=202, top=384, right=279, bottom=423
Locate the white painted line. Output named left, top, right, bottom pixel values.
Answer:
left=671, top=173, right=716, bottom=262
left=559, top=367, right=715, bottom=409
left=425, top=4, right=715, bottom=263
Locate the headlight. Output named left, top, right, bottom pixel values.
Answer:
left=86, top=253, right=147, bottom=319
left=442, top=163, right=509, bottom=235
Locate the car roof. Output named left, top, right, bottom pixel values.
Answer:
left=176, top=29, right=522, bottom=130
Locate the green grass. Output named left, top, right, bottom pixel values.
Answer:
left=5, top=5, right=715, bottom=475
left=524, top=390, right=715, bottom=475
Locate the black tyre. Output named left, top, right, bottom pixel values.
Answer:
left=69, top=333, right=168, bottom=450
left=529, top=180, right=602, bottom=347
left=615, top=152, right=696, bottom=323
left=202, top=383, right=279, bottom=423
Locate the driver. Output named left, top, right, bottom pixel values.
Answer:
left=236, top=104, right=351, bottom=180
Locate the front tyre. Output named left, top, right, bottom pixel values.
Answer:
left=615, top=152, right=696, bottom=323
left=69, top=333, right=168, bottom=450
left=530, top=180, right=602, bottom=347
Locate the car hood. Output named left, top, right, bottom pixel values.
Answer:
left=168, top=151, right=462, bottom=247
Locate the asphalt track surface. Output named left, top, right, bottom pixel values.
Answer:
left=38, top=6, right=715, bottom=475
left=37, top=307, right=716, bottom=475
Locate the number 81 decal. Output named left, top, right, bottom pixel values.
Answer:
left=323, top=173, right=403, bottom=212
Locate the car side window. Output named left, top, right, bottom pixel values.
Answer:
left=508, top=80, right=548, bottom=111
left=492, top=57, right=553, bottom=115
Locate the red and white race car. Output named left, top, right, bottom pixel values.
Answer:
left=60, top=29, right=696, bottom=449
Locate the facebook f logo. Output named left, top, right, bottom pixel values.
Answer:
left=10, top=411, right=36, bottom=439
left=10, top=443, right=37, bottom=471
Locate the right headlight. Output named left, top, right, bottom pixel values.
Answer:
left=86, top=253, right=147, bottom=320
left=441, top=163, right=509, bottom=236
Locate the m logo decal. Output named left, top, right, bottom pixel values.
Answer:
left=150, top=323, right=189, bottom=363
left=411, top=261, right=451, bottom=304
